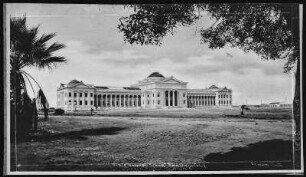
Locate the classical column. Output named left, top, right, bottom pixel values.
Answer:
left=136, top=95, right=138, bottom=107
left=204, top=96, right=207, bottom=106
left=172, top=91, right=175, bottom=107
left=168, top=91, right=170, bottom=107
left=197, top=96, right=199, bottom=106
left=210, top=96, right=212, bottom=106
left=199, top=96, right=201, bottom=106
left=127, top=95, right=129, bottom=107
left=123, top=95, right=126, bottom=107
left=176, top=91, right=178, bottom=106
left=101, top=94, right=103, bottom=107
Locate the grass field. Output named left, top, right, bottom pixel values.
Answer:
left=13, top=107, right=294, bottom=171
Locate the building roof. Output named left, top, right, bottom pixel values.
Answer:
left=68, top=79, right=82, bottom=86
left=209, top=85, right=219, bottom=89
left=269, top=102, right=280, bottom=104
left=148, top=72, right=165, bottom=78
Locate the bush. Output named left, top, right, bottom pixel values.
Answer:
left=54, top=108, right=65, bottom=115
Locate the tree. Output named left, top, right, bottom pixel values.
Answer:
left=118, top=3, right=301, bottom=168
left=10, top=15, right=66, bottom=135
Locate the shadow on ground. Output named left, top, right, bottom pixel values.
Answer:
left=21, top=127, right=126, bottom=142
left=203, top=139, right=294, bottom=170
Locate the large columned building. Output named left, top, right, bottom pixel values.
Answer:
left=56, top=72, right=232, bottom=111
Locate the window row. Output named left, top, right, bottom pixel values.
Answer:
left=143, top=100, right=161, bottom=105
left=219, top=94, right=231, bottom=99
left=64, top=100, right=94, bottom=106
left=143, top=93, right=160, bottom=98
left=67, top=92, right=94, bottom=98
left=219, top=100, right=231, bottom=105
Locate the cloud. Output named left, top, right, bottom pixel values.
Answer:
left=11, top=4, right=293, bottom=106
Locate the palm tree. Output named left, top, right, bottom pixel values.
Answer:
left=10, top=15, right=66, bottom=134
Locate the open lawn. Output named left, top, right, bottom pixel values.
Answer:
left=13, top=107, right=294, bottom=171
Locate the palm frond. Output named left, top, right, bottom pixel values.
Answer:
left=46, top=42, right=66, bottom=53
left=36, top=33, right=56, bottom=45
left=37, top=89, right=49, bottom=110
left=21, top=72, right=36, bottom=96
left=40, top=56, right=67, bottom=69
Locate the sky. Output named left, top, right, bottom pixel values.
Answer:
left=6, top=3, right=295, bottom=107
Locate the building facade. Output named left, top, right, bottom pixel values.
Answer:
left=56, top=72, right=232, bottom=111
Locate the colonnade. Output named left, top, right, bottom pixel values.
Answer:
left=165, top=90, right=179, bottom=107
left=187, top=95, right=216, bottom=107
left=94, top=94, right=141, bottom=108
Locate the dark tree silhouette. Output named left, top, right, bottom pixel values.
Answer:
left=118, top=3, right=301, bottom=169
left=10, top=15, right=66, bottom=135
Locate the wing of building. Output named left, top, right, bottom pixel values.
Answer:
left=56, top=72, right=232, bottom=111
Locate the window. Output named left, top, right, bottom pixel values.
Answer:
left=147, top=94, right=149, bottom=98
left=183, top=100, right=186, bottom=104
left=158, top=93, right=160, bottom=97
left=79, top=100, right=82, bottom=105
left=79, top=93, right=82, bottom=97
left=74, top=93, right=77, bottom=97
left=74, top=100, right=77, bottom=105
left=158, top=100, right=160, bottom=104
left=183, top=93, right=185, bottom=97
left=91, top=101, right=93, bottom=105
left=85, top=93, right=88, bottom=97
left=153, top=100, right=154, bottom=104
left=147, top=101, right=149, bottom=104
left=153, top=93, right=154, bottom=97
left=90, top=93, right=93, bottom=97
left=69, top=92, right=71, bottom=97
left=85, top=101, right=87, bottom=105
left=69, top=100, right=71, bottom=105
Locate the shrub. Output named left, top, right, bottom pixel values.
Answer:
left=54, top=108, right=65, bottom=115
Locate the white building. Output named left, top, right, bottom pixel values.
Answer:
left=56, top=72, right=232, bottom=111
left=269, top=102, right=292, bottom=108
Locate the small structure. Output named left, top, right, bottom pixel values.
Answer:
left=269, top=102, right=292, bottom=108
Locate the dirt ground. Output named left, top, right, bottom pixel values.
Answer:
left=13, top=107, right=294, bottom=171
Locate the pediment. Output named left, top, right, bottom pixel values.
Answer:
left=70, top=83, right=93, bottom=89
left=159, top=77, right=187, bottom=84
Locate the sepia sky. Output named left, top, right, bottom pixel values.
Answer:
left=7, top=3, right=295, bottom=106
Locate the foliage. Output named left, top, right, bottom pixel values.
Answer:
left=10, top=15, right=66, bottom=135
left=118, top=4, right=200, bottom=46
left=54, top=108, right=65, bottom=115
left=118, top=3, right=299, bottom=73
